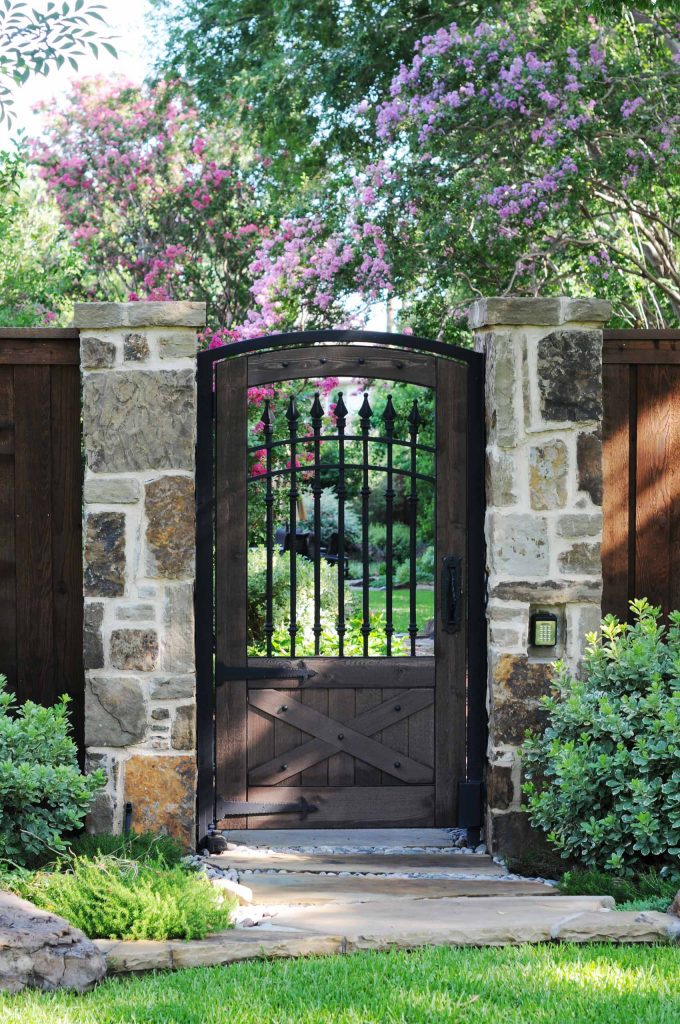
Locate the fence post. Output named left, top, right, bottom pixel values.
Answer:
left=467, top=296, right=611, bottom=859
left=73, top=301, right=205, bottom=848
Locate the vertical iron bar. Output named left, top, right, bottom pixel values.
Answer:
left=262, top=399, right=274, bottom=657
left=383, top=396, right=396, bottom=656
left=310, top=393, right=324, bottom=655
left=335, top=393, right=348, bottom=657
left=408, top=399, right=421, bottom=656
left=286, top=395, right=300, bottom=657
left=359, top=392, right=373, bottom=657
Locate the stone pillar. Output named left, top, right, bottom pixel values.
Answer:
left=73, top=301, right=205, bottom=849
left=468, top=296, right=611, bottom=859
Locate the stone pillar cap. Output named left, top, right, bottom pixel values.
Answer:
left=468, top=296, right=611, bottom=330
left=73, top=301, right=206, bottom=329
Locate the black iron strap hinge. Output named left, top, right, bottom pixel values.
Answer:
left=215, top=662, right=318, bottom=686
left=215, top=796, right=319, bottom=821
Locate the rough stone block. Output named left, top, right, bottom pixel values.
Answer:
left=487, top=764, right=514, bottom=810
left=145, top=476, right=195, bottom=578
left=150, top=676, right=195, bottom=700
left=151, top=708, right=170, bottom=720
left=577, top=429, right=603, bottom=505
left=85, top=676, right=146, bottom=746
left=83, top=370, right=195, bottom=472
left=158, top=330, right=198, bottom=359
left=490, top=579, right=602, bottom=604
left=81, top=336, right=117, bottom=369
left=83, top=602, right=104, bottom=670
left=110, top=629, right=159, bottom=671
left=486, top=449, right=517, bottom=506
left=558, top=542, right=601, bottom=576
left=171, top=704, right=195, bottom=750
left=85, top=791, right=115, bottom=834
left=115, top=604, right=156, bottom=621
left=468, top=297, right=611, bottom=330
left=84, top=512, right=126, bottom=597
left=529, top=440, right=568, bottom=510
left=486, top=334, right=517, bottom=448
left=537, top=330, right=602, bottom=422
left=488, top=513, right=549, bottom=576
left=492, top=697, right=548, bottom=746
left=489, top=810, right=557, bottom=862
left=83, top=477, right=141, bottom=504
left=74, top=301, right=206, bottom=329
left=124, top=332, right=149, bottom=362
left=124, top=754, right=196, bottom=848
left=162, top=583, right=194, bottom=672
left=492, top=653, right=554, bottom=701
left=555, top=513, right=602, bottom=538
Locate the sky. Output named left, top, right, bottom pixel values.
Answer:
left=0, top=0, right=153, bottom=149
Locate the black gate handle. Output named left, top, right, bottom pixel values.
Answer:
left=441, top=555, right=462, bottom=633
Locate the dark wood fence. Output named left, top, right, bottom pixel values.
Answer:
left=0, top=329, right=83, bottom=745
left=603, top=328, right=680, bottom=621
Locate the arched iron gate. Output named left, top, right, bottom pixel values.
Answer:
left=196, top=330, right=486, bottom=842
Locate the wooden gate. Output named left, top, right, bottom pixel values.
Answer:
left=196, top=331, right=485, bottom=839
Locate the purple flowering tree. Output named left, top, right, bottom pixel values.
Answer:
left=352, top=6, right=679, bottom=333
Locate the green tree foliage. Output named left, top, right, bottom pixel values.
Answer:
left=522, top=600, right=680, bottom=876
left=0, top=0, right=115, bottom=125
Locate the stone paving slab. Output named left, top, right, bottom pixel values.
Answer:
left=218, top=828, right=456, bottom=849
left=96, top=895, right=659, bottom=975
left=246, top=873, right=557, bottom=904
left=209, top=852, right=503, bottom=876
left=264, top=895, right=617, bottom=947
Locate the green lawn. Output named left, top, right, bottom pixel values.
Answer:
left=2, top=944, right=679, bottom=1024
left=366, top=587, right=434, bottom=634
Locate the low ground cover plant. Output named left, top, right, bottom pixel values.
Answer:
left=559, top=868, right=677, bottom=912
left=0, top=675, right=104, bottom=867
left=522, top=600, right=680, bottom=877
left=68, top=830, right=185, bottom=866
left=5, top=852, right=234, bottom=941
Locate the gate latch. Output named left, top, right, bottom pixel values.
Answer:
left=215, top=796, right=319, bottom=821
left=441, top=554, right=463, bottom=633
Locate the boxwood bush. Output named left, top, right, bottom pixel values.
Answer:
left=0, top=675, right=105, bottom=867
left=522, top=600, right=680, bottom=876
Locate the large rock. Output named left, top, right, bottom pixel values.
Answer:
left=551, top=910, right=680, bottom=944
left=0, top=890, right=106, bottom=993
left=577, top=429, right=603, bottom=505
left=84, top=512, right=126, bottom=597
left=83, top=370, right=195, bottom=472
left=110, top=629, right=159, bottom=671
left=529, top=440, right=568, bottom=510
left=83, top=601, right=104, bottom=670
left=488, top=513, right=549, bottom=576
left=162, top=583, right=195, bottom=671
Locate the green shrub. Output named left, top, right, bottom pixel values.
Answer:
left=522, top=600, right=680, bottom=876
left=394, top=546, right=435, bottom=586
left=0, top=676, right=105, bottom=867
left=11, top=855, right=234, bottom=940
left=368, top=522, right=411, bottom=563
left=559, top=867, right=677, bottom=906
left=299, top=486, right=361, bottom=548
left=68, top=830, right=184, bottom=866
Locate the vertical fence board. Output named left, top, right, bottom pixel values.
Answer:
left=0, top=331, right=82, bottom=738
left=603, top=330, right=680, bottom=620
left=0, top=366, right=17, bottom=689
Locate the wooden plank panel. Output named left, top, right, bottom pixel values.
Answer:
left=249, top=689, right=433, bottom=783
left=50, top=365, right=83, bottom=746
left=327, top=688, right=354, bottom=786
left=215, top=358, right=249, bottom=825
left=434, top=359, right=467, bottom=824
left=379, top=685, right=408, bottom=787
left=300, top=688, right=329, bottom=787
left=238, top=786, right=435, bottom=828
left=602, top=363, right=634, bottom=620
left=246, top=657, right=435, bottom=688
left=248, top=346, right=436, bottom=388
left=0, top=340, right=79, bottom=365
left=273, top=689, right=302, bottom=788
left=13, top=366, right=54, bottom=704
left=249, top=688, right=433, bottom=786
left=354, top=688, right=382, bottom=785
left=0, top=367, right=16, bottom=691
left=635, top=365, right=680, bottom=616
